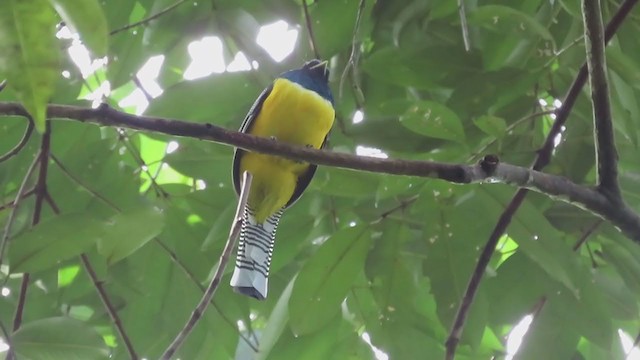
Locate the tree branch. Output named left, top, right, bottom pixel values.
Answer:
left=109, top=0, right=188, bottom=35
left=80, top=254, right=138, bottom=360
left=339, top=0, right=366, bottom=107
left=0, top=118, right=33, bottom=163
left=458, top=0, right=471, bottom=51
left=12, top=121, right=52, bottom=333
left=583, top=0, right=620, bottom=200
left=0, top=152, right=39, bottom=267
left=301, top=0, right=321, bottom=59
left=444, top=0, right=639, bottom=357
left=0, top=101, right=639, bottom=240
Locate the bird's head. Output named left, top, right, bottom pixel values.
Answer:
left=281, top=59, right=333, bottom=104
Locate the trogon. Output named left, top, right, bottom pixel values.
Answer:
left=230, top=59, right=335, bottom=300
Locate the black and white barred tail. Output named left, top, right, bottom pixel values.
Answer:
left=230, top=207, right=283, bottom=300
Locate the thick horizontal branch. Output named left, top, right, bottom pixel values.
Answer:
left=1, top=101, right=640, bottom=240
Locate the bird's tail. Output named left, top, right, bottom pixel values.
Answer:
left=230, top=206, right=283, bottom=300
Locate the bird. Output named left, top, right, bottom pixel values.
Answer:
left=229, top=59, right=335, bottom=300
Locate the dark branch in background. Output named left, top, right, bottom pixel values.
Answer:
left=11, top=121, right=52, bottom=336
left=0, top=118, right=33, bottom=163
left=583, top=0, right=621, bottom=200
left=80, top=254, right=138, bottom=360
left=573, top=219, right=603, bottom=251
left=109, top=0, right=188, bottom=35
left=339, top=0, right=366, bottom=107
left=302, top=0, right=321, bottom=59
left=444, top=0, right=639, bottom=358
left=161, top=172, right=252, bottom=360
left=457, top=0, right=471, bottom=52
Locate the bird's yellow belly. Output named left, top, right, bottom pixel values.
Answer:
left=240, top=78, right=335, bottom=222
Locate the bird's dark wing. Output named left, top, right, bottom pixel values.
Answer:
left=232, top=84, right=274, bottom=195
left=284, top=133, right=330, bottom=208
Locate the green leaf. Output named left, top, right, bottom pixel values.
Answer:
left=469, top=5, right=554, bottom=43
left=473, top=115, right=507, bottom=139
left=362, top=46, right=480, bottom=89
left=49, top=0, right=109, bottom=57
left=307, top=0, right=372, bottom=57
left=9, top=213, right=103, bottom=273
left=256, top=277, right=295, bottom=360
left=0, top=0, right=59, bottom=132
left=288, top=225, right=371, bottom=336
left=400, top=101, right=465, bottom=142
left=97, top=205, right=165, bottom=265
left=146, top=73, right=261, bottom=125
left=316, top=168, right=380, bottom=198
left=12, top=317, right=109, bottom=360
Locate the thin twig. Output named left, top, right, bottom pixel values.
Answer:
left=160, top=172, right=252, bottom=360
left=0, top=152, right=40, bottom=267
left=116, top=129, right=168, bottom=198
left=583, top=0, right=620, bottom=200
left=0, top=188, right=35, bottom=212
left=44, top=192, right=60, bottom=214
left=2, top=152, right=39, bottom=339
left=458, top=0, right=471, bottom=51
left=572, top=219, right=603, bottom=251
left=302, top=0, right=321, bottom=59
left=444, top=0, right=639, bottom=358
left=133, top=76, right=153, bottom=103
left=377, top=195, right=419, bottom=221
left=110, top=0, right=188, bottom=35
left=469, top=110, right=555, bottom=162
left=12, top=274, right=29, bottom=332
left=339, top=0, right=366, bottom=107
left=80, top=254, right=138, bottom=359
left=153, top=239, right=259, bottom=352
left=0, top=119, right=34, bottom=163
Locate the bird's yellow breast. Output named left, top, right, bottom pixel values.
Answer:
left=240, top=78, right=335, bottom=222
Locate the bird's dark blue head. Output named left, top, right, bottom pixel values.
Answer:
left=280, top=59, right=334, bottom=104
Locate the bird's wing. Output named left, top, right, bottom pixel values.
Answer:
left=284, top=134, right=329, bottom=208
left=232, top=84, right=274, bottom=195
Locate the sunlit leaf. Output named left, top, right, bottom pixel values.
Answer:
left=49, top=0, right=109, bottom=57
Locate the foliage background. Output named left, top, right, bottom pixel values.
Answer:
left=1, top=0, right=640, bottom=359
